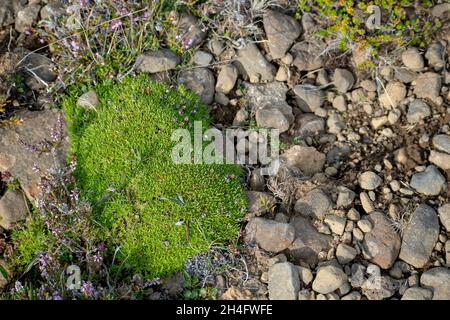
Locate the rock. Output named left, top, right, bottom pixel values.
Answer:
left=359, top=171, right=382, bottom=190
left=192, top=50, right=213, bottom=66
left=0, top=110, right=68, bottom=201
left=294, top=114, right=325, bottom=137
left=401, top=287, right=433, bottom=300
left=410, top=165, right=445, bottom=196
left=298, top=266, right=313, bottom=285
left=414, top=72, right=442, bottom=102
left=371, top=116, right=388, bottom=130
left=18, top=52, right=57, bottom=90
left=281, top=145, right=325, bottom=176
left=0, top=0, right=21, bottom=27
left=357, top=219, right=372, bottom=233
left=136, top=49, right=180, bottom=73
left=399, top=204, right=439, bottom=268
left=431, top=3, right=450, bottom=18
left=235, top=43, right=275, bottom=83
left=294, top=188, right=331, bottom=219
left=232, top=108, right=248, bottom=127
left=327, top=113, right=345, bottom=134
left=0, top=189, right=28, bottom=230
left=312, top=260, right=348, bottom=294
left=177, top=68, right=215, bottom=104
left=407, top=99, right=431, bottom=123
left=336, top=186, right=355, bottom=209
left=77, top=90, right=99, bottom=110
left=40, top=3, right=65, bottom=20
left=333, top=69, right=355, bottom=93
left=0, top=259, right=9, bottom=290
left=215, top=64, right=238, bottom=94
left=293, top=84, right=324, bottom=113
left=245, top=217, right=295, bottom=253
left=176, top=13, right=207, bottom=48
left=332, top=95, right=347, bottom=112
left=433, top=135, right=450, bottom=154
left=421, top=267, right=450, bottom=299
left=249, top=168, right=265, bottom=191
left=336, top=243, right=357, bottom=264
left=350, top=263, right=366, bottom=288
left=288, top=215, right=332, bottom=265
left=360, top=192, right=375, bottom=214
left=401, top=48, right=424, bottom=71
left=298, top=289, right=314, bottom=300
left=362, top=211, right=401, bottom=269
left=263, top=10, right=301, bottom=59
left=15, top=4, right=40, bottom=33
left=438, top=204, right=450, bottom=232
left=361, top=275, right=398, bottom=300
left=361, top=80, right=377, bottom=92
left=324, top=215, right=346, bottom=236
left=394, top=68, right=417, bottom=84
left=208, top=39, right=224, bottom=56
left=255, top=105, right=293, bottom=133
left=378, top=81, right=406, bottom=109
left=161, top=272, right=185, bottom=297
left=246, top=191, right=276, bottom=216
left=429, top=150, right=450, bottom=171
left=347, top=208, right=360, bottom=221
left=425, top=43, right=445, bottom=70
left=446, top=241, right=450, bottom=267
left=275, top=66, right=288, bottom=82
left=268, top=262, right=300, bottom=300
left=341, top=291, right=362, bottom=300
left=291, top=41, right=324, bottom=71
left=220, top=286, right=253, bottom=300
left=301, top=13, right=317, bottom=34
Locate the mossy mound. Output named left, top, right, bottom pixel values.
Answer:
left=63, top=75, right=247, bottom=278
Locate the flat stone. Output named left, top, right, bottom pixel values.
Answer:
left=280, top=145, right=325, bottom=176
left=245, top=217, right=295, bottom=253
left=421, top=267, right=450, bottom=300
left=215, top=64, right=238, bottom=94
left=312, top=260, right=348, bottom=294
left=336, top=243, right=357, bottom=265
left=268, top=262, right=300, bottom=300
left=438, top=204, right=450, bottom=232
left=333, top=69, right=355, bottom=93
left=410, top=165, right=445, bottom=196
left=401, top=48, right=424, bottom=71
left=0, top=189, right=28, bottom=230
left=361, top=275, right=399, bottom=300
left=401, top=287, right=433, bottom=300
left=136, top=49, right=180, bottom=73
left=359, top=171, right=382, bottom=190
left=294, top=114, right=325, bottom=137
left=378, top=81, right=406, bottom=109
left=407, top=99, right=431, bottom=123
left=177, top=68, right=215, bottom=104
left=324, top=214, right=346, bottom=236
left=77, top=90, right=99, bottom=110
left=291, top=41, right=324, bottom=71
left=429, top=150, right=450, bottom=171
left=414, top=72, right=442, bottom=102
left=235, top=43, right=276, bottom=83
left=192, top=50, right=213, bottom=66
left=294, top=188, right=332, bottom=219
left=432, top=134, right=450, bottom=154
left=293, top=84, right=324, bottom=113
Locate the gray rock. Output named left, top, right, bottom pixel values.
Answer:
left=431, top=3, right=450, bottom=18
left=336, top=186, right=356, bottom=209
left=0, top=109, right=68, bottom=201
left=0, top=189, right=28, bottom=230
left=301, top=13, right=317, bottom=34
left=293, top=84, right=324, bottom=113
left=249, top=168, right=265, bottom=191
left=361, top=275, right=399, bottom=300
left=362, top=212, right=401, bottom=269
left=332, top=95, right=347, bottom=112
left=245, top=217, right=295, bottom=253
left=407, top=99, right=430, bottom=124
left=333, top=69, right=355, bottom=93
left=177, top=68, right=215, bottom=104
left=438, top=204, right=450, bottom=232
left=280, top=145, right=325, bottom=176
left=350, top=263, right=366, bottom=288
left=429, top=150, right=450, bottom=171
left=414, top=72, right=442, bottom=102
left=410, top=165, right=445, bottom=196
left=136, top=49, right=180, bottom=73
left=401, top=48, right=424, bottom=71
left=0, top=0, right=21, bottom=27
left=294, top=114, right=325, bottom=137
left=312, top=260, right=348, bottom=294
left=401, top=287, right=433, bottom=300
left=357, top=219, right=372, bottom=233
left=18, top=52, right=57, bottom=90
left=425, top=43, right=445, bottom=70
left=294, top=188, right=331, bottom=219
left=192, top=50, right=213, bottom=66
left=215, top=64, right=238, bottom=94
left=246, top=191, right=276, bottom=216
left=263, top=10, right=301, bottom=59
left=291, top=41, right=324, bottom=71
left=255, top=104, right=293, bottom=133
left=235, top=43, right=276, bottom=83
left=287, top=215, right=332, bottom=265
left=77, top=90, right=99, bottom=110
left=232, top=108, right=248, bottom=127
left=421, top=267, right=450, bottom=300
left=446, top=241, right=450, bottom=267
left=208, top=39, right=224, bottom=56
left=268, top=262, right=300, bottom=300
left=394, top=68, right=417, bottom=84
left=324, top=215, right=346, bottom=236
left=15, top=4, right=40, bottom=33
left=359, top=171, right=382, bottom=190
left=336, top=243, right=357, bottom=265
left=40, top=3, right=65, bottom=20
left=378, top=81, right=406, bottom=109
left=432, top=134, right=450, bottom=154
left=341, top=291, right=362, bottom=300
left=327, top=113, right=345, bottom=134
left=297, top=266, right=313, bottom=285
left=176, top=13, right=207, bottom=48
left=399, top=204, right=439, bottom=268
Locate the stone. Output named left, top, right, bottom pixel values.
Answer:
left=347, top=208, right=360, bottom=221
left=246, top=191, right=276, bottom=216
left=394, top=68, right=417, bottom=84
left=324, top=215, right=346, bottom=236
left=401, top=48, right=424, bottom=71
left=362, top=211, right=401, bottom=269
left=294, top=114, right=325, bottom=137
left=407, top=99, right=430, bottom=124
left=359, top=171, right=382, bottom=190
left=378, top=81, right=406, bottom=109
left=192, top=50, right=213, bottom=66
left=40, top=3, right=65, bottom=20
left=336, top=243, right=357, bottom=265
left=135, top=49, right=180, bottom=73
left=327, top=113, right=345, bottom=134
left=432, top=134, right=450, bottom=154
left=208, top=39, right=224, bottom=56
left=438, top=204, right=450, bottom=232
left=177, top=68, right=215, bottom=104
left=298, top=289, right=314, bottom=300
left=293, top=84, right=324, bottom=113
left=18, top=52, right=57, bottom=90
left=215, top=64, right=238, bottom=94
left=312, top=260, right=348, bottom=294
left=350, top=263, right=366, bottom=288
left=361, top=275, right=399, bottom=300
left=360, top=192, right=375, bottom=214
left=0, top=110, right=68, bottom=201
left=245, top=217, right=295, bottom=253
left=287, top=215, right=332, bottom=265
left=336, top=186, right=355, bottom=209
left=294, top=188, right=332, bottom=219
left=361, top=80, right=377, bottom=92
left=15, top=4, right=40, bottom=33
left=332, top=95, right=347, bottom=112
left=400, top=204, right=439, bottom=268
left=0, top=0, right=21, bottom=27
left=176, top=13, right=207, bottom=48
left=263, top=10, right=302, bottom=59
left=249, top=168, right=265, bottom=191
left=446, top=241, right=450, bottom=267
left=0, top=189, right=28, bottom=230
left=275, top=66, right=288, bottom=82
left=333, top=69, right=355, bottom=93
left=425, top=43, right=445, bottom=70
left=281, top=145, right=325, bottom=176
left=235, top=43, right=275, bottom=83
left=298, top=266, right=313, bottom=285
left=232, top=108, right=248, bottom=127
left=77, top=90, right=99, bottom=110
left=410, top=165, right=445, bottom=196
left=401, top=287, right=433, bottom=300
left=429, top=150, right=450, bottom=171
left=341, top=291, right=362, bottom=300
left=268, top=262, right=300, bottom=300
left=421, top=267, right=450, bottom=300
left=291, top=41, right=324, bottom=71
left=255, top=104, right=293, bottom=133
left=414, top=72, right=442, bottom=102
left=357, top=219, right=372, bottom=233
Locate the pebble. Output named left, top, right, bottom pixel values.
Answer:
left=336, top=243, right=357, bottom=264
left=401, top=48, right=424, bottom=71
left=359, top=171, right=382, bottom=190
left=324, top=214, right=347, bottom=236
left=438, top=204, right=450, bottom=232
left=410, top=165, right=445, bottom=196
left=357, top=219, right=372, bottom=233
left=312, top=260, right=348, bottom=294
left=268, top=262, right=300, bottom=300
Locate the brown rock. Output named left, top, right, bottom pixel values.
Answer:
left=281, top=145, right=325, bottom=176
left=0, top=189, right=28, bottom=230
left=245, top=217, right=295, bottom=253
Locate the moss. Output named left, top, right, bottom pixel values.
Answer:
left=63, top=75, right=247, bottom=278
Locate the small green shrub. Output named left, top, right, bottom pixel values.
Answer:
left=63, top=75, right=247, bottom=278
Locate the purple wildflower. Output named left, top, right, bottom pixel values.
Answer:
left=80, top=0, right=90, bottom=7
left=110, top=18, right=122, bottom=31
left=80, top=281, right=95, bottom=298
